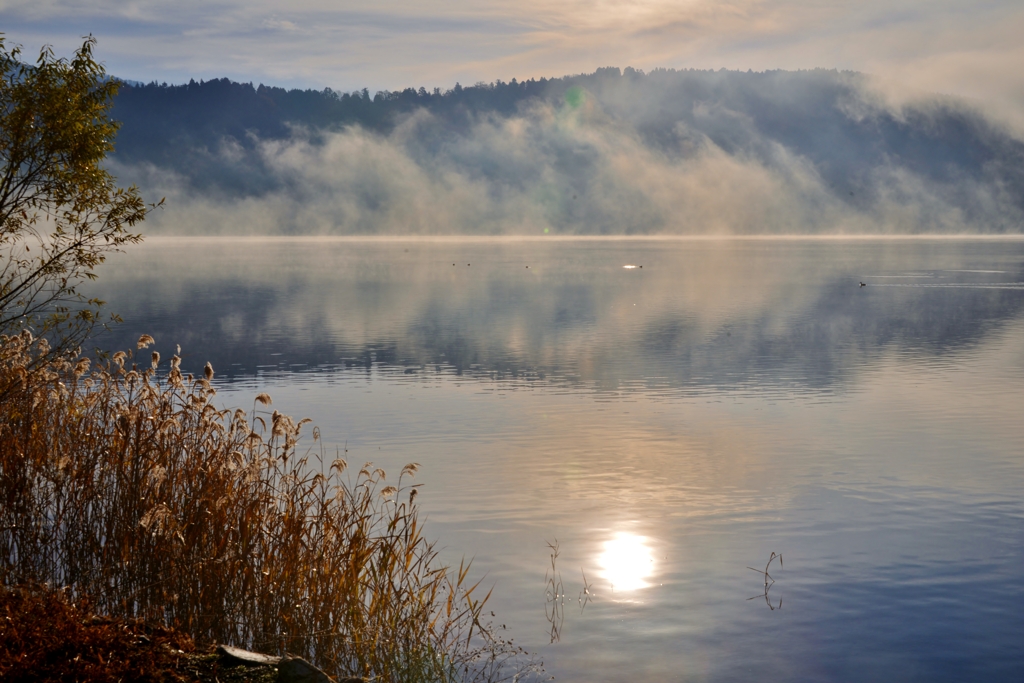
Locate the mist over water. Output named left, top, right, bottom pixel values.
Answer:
left=91, top=237, right=1024, bottom=682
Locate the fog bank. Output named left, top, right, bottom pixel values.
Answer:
left=110, top=68, right=1024, bottom=235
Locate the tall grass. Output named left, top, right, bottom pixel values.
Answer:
left=0, top=331, right=528, bottom=682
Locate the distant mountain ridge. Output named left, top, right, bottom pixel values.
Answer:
left=109, top=67, right=1024, bottom=234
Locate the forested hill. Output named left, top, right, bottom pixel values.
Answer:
left=109, top=67, right=1024, bottom=234
left=114, top=73, right=546, bottom=150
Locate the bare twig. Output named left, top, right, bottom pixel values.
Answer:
left=747, top=552, right=783, bottom=610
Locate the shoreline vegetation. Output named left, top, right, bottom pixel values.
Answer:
left=0, top=37, right=532, bottom=683
left=0, top=332, right=531, bottom=683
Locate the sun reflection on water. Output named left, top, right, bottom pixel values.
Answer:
left=597, top=532, right=655, bottom=592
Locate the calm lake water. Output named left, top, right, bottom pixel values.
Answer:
left=91, top=237, right=1024, bottom=682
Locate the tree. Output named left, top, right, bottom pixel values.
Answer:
left=0, top=35, right=157, bottom=357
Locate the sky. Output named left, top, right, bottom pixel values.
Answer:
left=2, top=0, right=1024, bottom=116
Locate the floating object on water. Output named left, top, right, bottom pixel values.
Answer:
left=860, top=282, right=866, bottom=287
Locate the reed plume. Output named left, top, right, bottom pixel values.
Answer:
left=0, top=332, right=529, bottom=683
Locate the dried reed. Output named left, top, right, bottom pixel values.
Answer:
left=747, top=552, right=782, bottom=610
left=543, top=541, right=563, bottom=644
left=0, top=331, right=529, bottom=682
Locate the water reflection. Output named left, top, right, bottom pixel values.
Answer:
left=89, top=238, right=1024, bottom=400
left=82, top=237, right=1024, bottom=682
left=597, top=532, right=655, bottom=593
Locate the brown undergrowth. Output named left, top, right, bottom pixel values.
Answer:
left=0, top=583, right=197, bottom=683
left=0, top=331, right=529, bottom=683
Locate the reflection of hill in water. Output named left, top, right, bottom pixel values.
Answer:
left=90, top=239, right=1024, bottom=396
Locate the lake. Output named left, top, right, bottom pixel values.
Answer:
left=91, top=236, right=1024, bottom=682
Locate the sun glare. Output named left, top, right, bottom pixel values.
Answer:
left=597, top=532, right=655, bottom=592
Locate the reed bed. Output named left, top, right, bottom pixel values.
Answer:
left=0, top=331, right=528, bottom=683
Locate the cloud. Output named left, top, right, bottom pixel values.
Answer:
left=119, top=78, right=1024, bottom=236
left=260, top=17, right=298, bottom=32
